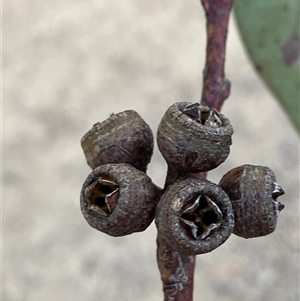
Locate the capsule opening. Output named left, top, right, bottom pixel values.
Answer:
left=88, top=178, right=119, bottom=215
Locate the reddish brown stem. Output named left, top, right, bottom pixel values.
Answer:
left=157, top=166, right=196, bottom=301
left=157, top=1, right=234, bottom=300
left=157, top=167, right=207, bottom=301
left=200, top=0, right=233, bottom=110
left=157, top=233, right=195, bottom=301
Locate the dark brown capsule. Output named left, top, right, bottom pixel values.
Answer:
left=80, top=163, right=160, bottom=237
left=155, top=177, right=234, bottom=255
left=218, top=164, right=285, bottom=239
left=157, top=102, right=233, bottom=173
left=81, top=110, right=153, bottom=172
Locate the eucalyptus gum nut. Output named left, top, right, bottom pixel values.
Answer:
left=155, top=177, right=234, bottom=255
left=80, top=163, right=159, bottom=237
left=157, top=102, right=234, bottom=173
left=219, top=164, right=285, bottom=239
left=81, top=110, right=154, bottom=172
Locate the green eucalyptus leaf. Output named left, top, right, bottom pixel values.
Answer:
left=234, top=0, right=300, bottom=133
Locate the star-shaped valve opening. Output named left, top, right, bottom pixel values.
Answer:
left=180, top=194, right=223, bottom=240
left=182, top=103, right=222, bottom=128
left=86, top=178, right=119, bottom=216
left=272, top=181, right=285, bottom=216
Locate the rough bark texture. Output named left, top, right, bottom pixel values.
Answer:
left=157, top=233, right=196, bottom=301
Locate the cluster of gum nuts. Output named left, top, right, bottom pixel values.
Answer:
left=80, top=102, right=285, bottom=255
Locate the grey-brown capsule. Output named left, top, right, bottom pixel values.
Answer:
left=218, top=164, right=285, bottom=239
left=80, top=163, right=159, bottom=237
left=157, top=102, right=233, bottom=173
left=81, top=110, right=153, bottom=172
left=155, top=177, right=234, bottom=255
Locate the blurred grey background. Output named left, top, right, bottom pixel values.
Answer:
left=3, top=1, right=299, bottom=300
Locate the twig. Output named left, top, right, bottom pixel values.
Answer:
left=157, top=233, right=195, bottom=301
left=200, top=0, right=233, bottom=110
left=156, top=1, right=234, bottom=300
left=157, top=166, right=198, bottom=301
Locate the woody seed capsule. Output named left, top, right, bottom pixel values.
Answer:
left=81, top=110, right=153, bottom=172
left=155, top=177, right=234, bottom=255
left=157, top=102, right=233, bottom=173
left=218, top=164, right=285, bottom=238
left=80, top=163, right=159, bottom=237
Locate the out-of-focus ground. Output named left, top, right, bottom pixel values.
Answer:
left=3, top=1, right=299, bottom=301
